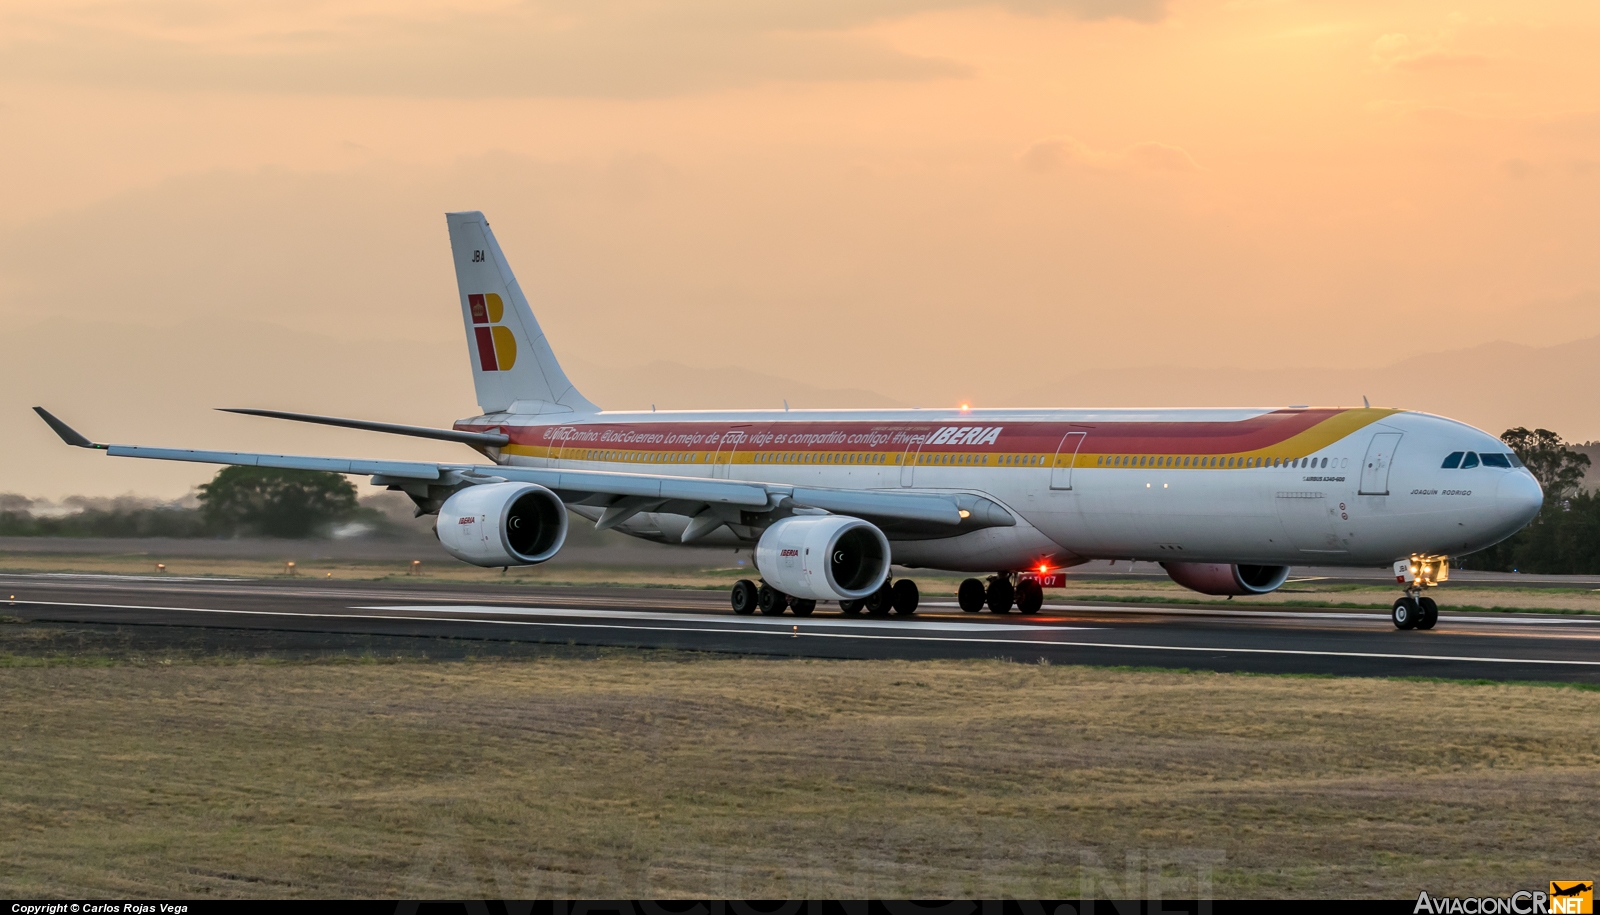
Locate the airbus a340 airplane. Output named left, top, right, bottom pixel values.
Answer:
left=36, top=212, right=1544, bottom=630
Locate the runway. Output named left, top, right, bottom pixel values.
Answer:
left=5, top=573, right=1599, bottom=682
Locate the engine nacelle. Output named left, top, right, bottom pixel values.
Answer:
left=436, top=482, right=568, bottom=567
left=1162, top=562, right=1291, bottom=596
left=754, top=515, right=891, bottom=601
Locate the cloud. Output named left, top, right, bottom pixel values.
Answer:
left=1124, top=141, right=1203, bottom=173
left=0, top=0, right=1169, bottom=98
left=1369, top=32, right=1491, bottom=72
left=1020, top=136, right=1202, bottom=174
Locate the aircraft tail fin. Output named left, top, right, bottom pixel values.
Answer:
left=445, top=211, right=599, bottom=416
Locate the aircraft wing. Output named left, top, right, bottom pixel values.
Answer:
left=33, top=408, right=995, bottom=530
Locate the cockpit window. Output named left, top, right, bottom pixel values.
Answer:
left=1508, top=453, right=1525, bottom=468
left=1480, top=453, right=1511, bottom=468
left=1461, top=452, right=1480, bottom=469
left=1441, top=452, right=1464, bottom=469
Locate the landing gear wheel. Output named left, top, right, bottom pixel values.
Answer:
left=840, top=600, right=863, bottom=616
left=731, top=579, right=758, bottom=615
left=758, top=584, right=787, bottom=616
left=1417, top=597, right=1438, bottom=630
left=1392, top=597, right=1420, bottom=630
left=865, top=582, right=895, bottom=616
left=891, top=579, right=920, bottom=615
left=987, top=578, right=1015, bottom=614
left=1015, top=579, right=1044, bottom=615
left=790, top=599, right=816, bottom=617
left=958, top=578, right=986, bottom=613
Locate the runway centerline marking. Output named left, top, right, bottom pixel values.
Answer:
left=354, top=604, right=1087, bottom=632
left=10, top=598, right=1600, bottom=668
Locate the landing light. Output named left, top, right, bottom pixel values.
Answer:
left=958, top=509, right=971, bottom=519
left=959, top=403, right=970, bottom=412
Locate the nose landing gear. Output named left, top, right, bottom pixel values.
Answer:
left=1391, top=556, right=1447, bottom=630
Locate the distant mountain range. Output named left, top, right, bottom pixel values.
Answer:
left=5, top=317, right=1597, bottom=496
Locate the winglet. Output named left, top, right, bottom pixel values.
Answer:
left=33, top=407, right=105, bottom=449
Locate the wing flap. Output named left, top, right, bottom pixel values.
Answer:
left=104, top=445, right=443, bottom=480
left=789, top=487, right=964, bottom=525
left=492, top=466, right=771, bottom=507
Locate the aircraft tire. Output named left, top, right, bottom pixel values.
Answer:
left=791, top=599, right=817, bottom=617
left=1016, top=579, right=1044, bottom=615
left=891, top=579, right=920, bottom=615
left=1391, top=597, right=1419, bottom=630
left=758, top=584, right=787, bottom=615
left=958, top=578, right=986, bottom=613
left=988, top=578, right=1014, bottom=614
left=731, top=579, right=758, bottom=615
left=865, top=582, right=894, bottom=616
left=840, top=599, right=863, bottom=616
left=1417, top=596, right=1439, bottom=630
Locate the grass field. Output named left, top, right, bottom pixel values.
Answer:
left=1, top=619, right=1596, bottom=898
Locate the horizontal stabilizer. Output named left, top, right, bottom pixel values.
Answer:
left=220, top=408, right=509, bottom=447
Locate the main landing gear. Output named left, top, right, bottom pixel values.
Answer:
left=1390, top=555, right=1447, bottom=631
left=958, top=575, right=1043, bottom=615
left=731, top=578, right=916, bottom=617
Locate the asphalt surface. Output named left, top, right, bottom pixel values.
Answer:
left=5, top=572, right=1599, bottom=683
left=1074, top=561, right=1600, bottom=591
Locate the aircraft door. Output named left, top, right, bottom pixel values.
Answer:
left=900, top=432, right=929, bottom=487
left=1358, top=432, right=1403, bottom=495
left=1050, top=432, right=1086, bottom=490
left=713, top=427, right=748, bottom=479
left=550, top=426, right=575, bottom=467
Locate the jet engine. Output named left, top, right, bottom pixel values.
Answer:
left=436, top=482, right=568, bottom=567
left=754, top=515, right=891, bottom=601
left=1162, top=562, right=1290, bottom=596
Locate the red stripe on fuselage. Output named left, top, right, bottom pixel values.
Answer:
left=459, top=409, right=1351, bottom=455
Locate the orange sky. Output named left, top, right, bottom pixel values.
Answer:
left=5, top=0, right=1600, bottom=496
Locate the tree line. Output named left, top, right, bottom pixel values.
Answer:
left=1466, top=427, right=1598, bottom=574
left=0, top=466, right=369, bottom=539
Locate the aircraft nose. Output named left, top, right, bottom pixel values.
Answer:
left=1496, top=470, right=1543, bottom=530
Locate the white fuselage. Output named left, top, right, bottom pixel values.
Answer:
left=458, top=405, right=1543, bottom=574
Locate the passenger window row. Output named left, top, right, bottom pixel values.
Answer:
left=1440, top=451, right=1522, bottom=470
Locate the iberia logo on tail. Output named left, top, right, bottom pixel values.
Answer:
left=469, top=293, right=517, bottom=372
